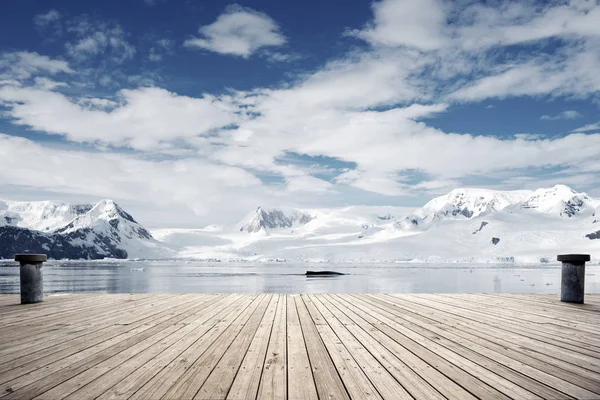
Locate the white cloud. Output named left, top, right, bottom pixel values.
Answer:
left=0, top=51, right=72, bottom=81
left=33, top=77, right=69, bottom=90
left=355, top=0, right=448, bottom=50
left=4, top=0, right=600, bottom=218
left=0, top=86, right=236, bottom=150
left=449, top=42, right=600, bottom=101
left=573, top=121, right=600, bottom=133
left=66, top=17, right=136, bottom=63
left=184, top=4, right=286, bottom=58
left=513, top=133, right=546, bottom=141
left=34, top=10, right=62, bottom=33
left=355, top=0, right=600, bottom=51
left=540, top=110, right=582, bottom=121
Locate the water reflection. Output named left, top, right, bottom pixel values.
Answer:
left=1, top=261, right=599, bottom=294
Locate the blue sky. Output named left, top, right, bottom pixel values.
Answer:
left=1, top=0, right=600, bottom=227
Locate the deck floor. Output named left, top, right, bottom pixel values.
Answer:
left=0, top=293, right=599, bottom=399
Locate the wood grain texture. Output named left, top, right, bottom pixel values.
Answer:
left=0, top=293, right=599, bottom=400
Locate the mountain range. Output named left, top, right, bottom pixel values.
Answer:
left=0, top=199, right=170, bottom=260
left=1, top=184, right=599, bottom=262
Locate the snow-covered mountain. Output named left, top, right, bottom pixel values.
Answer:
left=4, top=185, right=599, bottom=262
left=153, top=185, right=600, bottom=263
left=0, top=199, right=171, bottom=260
left=238, top=207, right=314, bottom=233
left=394, top=185, right=599, bottom=231
left=0, top=200, right=92, bottom=232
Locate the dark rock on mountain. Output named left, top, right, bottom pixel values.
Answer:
left=0, top=226, right=128, bottom=259
left=586, top=231, right=600, bottom=240
left=491, top=237, right=500, bottom=245
left=472, top=221, right=488, bottom=234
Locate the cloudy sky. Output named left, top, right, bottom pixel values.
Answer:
left=1, top=0, right=600, bottom=228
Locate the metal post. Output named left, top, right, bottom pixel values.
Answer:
left=557, top=254, right=590, bottom=304
left=15, top=254, right=47, bottom=304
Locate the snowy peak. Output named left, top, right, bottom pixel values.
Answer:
left=56, top=199, right=153, bottom=240
left=424, top=188, right=528, bottom=218
left=395, top=185, right=598, bottom=231
left=239, top=207, right=314, bottom=233
left=395, top=188, right=528, bottom=230
left=520, top=185, right=597, bottom=217
left=0, top=200, right=92, bottom=231
left=0, top=198, right=171, bottom=259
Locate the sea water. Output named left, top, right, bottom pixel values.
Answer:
left=1, top=261, right=600, bottom=294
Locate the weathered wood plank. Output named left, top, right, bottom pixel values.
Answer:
left=95, top=294, right=247, bottom=400
left=0, top=293, right=599, bottom=400
left=127, top=294, right=262, bottom=400
left=286, top=295, right=318, bottom=400
left=256, top=293, right=287, bottom=400
left=295, top=295, right=349, bottom=400
left=226, top=294, right=280, bottom=400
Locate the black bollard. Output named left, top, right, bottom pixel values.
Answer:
left=15, top=254, right=47, bottom=304
left=557, top=254, right=590, bottom=304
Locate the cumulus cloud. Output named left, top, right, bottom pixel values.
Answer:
left=184, top=4, right=286, bottom=58
left=541, top=110, right=582, bottom=121
left=3, top=0, right=600, bottom=218
left=355, top=0, right=600, bottom=51
left=0, top=86, right=236, bottom=150
left=0, top=51, right=72, bottom=80
left=355, top=0, right=448, bottom=50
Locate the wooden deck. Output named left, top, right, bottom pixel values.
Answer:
left=0, top=294, right=599, bottom=400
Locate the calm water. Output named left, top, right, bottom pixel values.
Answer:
left=1, top=261, right=600, bottom=294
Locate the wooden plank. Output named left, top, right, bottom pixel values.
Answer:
left=195, top=295, right=276, bottom=400
left=404, top=294, right=600, bottom=368
left=0, top=294, right=173, bottom=349
left=256, top=293, right=287, bottom=400
left=226, top=295, right=280, bottom=400
left=0, top=295, right=219, bottom=399
left=286, top=295, right=318, bottom=400
left=304, top=295, right=383, bottom=400
left=0, top=293, right=148, bottom=326
left=318, top=294, right=440, bottom=400
left=295, top=295, right=349, bottom=400
left=163, top=294, right=272, bottom=400
left=378, top=294, right=600, bottom=398
left=495, top=293, right=600, bottom=312
left=0, top=294, right=195, bottom=378
left=325, top=294, right=482, bottom=400
left=0, top=294, right=176, bottom=360
left=61, top=294, right=244, bottom=400
left=467, top=293, right=600, bottom=328
left=128, top=294, right=264, bottom=400
left=0, top=293, right=598, bottom=400
left=443, top=294, right=600, bottom=339
left=353, top=294, right=564, bottom=399
left=95, top=294, right=248, bottom=400
left=369, top=294, right=600, bottom=390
